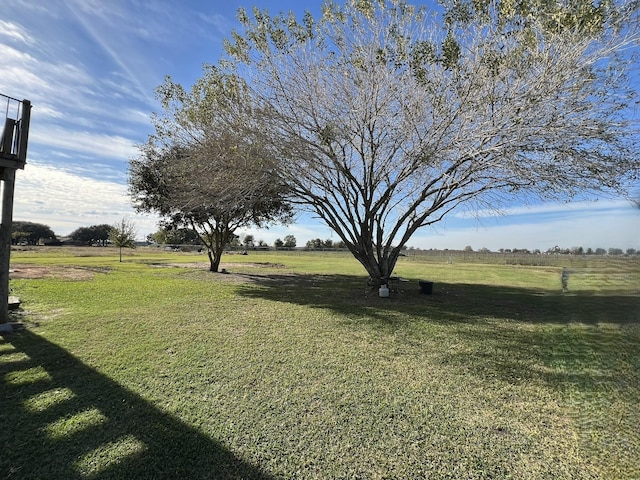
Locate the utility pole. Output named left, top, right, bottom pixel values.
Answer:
left=0, top=95, right=31, bottom=328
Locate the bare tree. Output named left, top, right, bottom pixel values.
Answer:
left=223, top=0, right=639, bottom=285
left=129, top=67, right=292, bottom=272
left=110, top=218, right=136, bottom=262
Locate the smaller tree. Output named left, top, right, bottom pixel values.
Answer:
left=274, top=238, right=284, bottom=249
left=130, top=67, right=293, bottom=272
left=229, top=234, right=241, bottom=247
left=283, top=235, right=296, bottom=248
left=243, top=235, right=255, bottom=247
left=306, top=238, right=323, bottom=249
left=110, top=218, right=136, bottom=262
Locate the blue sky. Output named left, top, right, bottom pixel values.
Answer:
left=1, top=0, right=638, bottom=251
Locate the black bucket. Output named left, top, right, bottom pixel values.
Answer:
left=419, top=280, right=433, bottom=295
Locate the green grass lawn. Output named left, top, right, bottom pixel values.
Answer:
left=2, top=248, right=638, bottom=479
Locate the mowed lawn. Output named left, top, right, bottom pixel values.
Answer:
left=2, top=248, right=638, bottom=479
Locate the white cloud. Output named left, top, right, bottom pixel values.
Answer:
left=0, top=20, right=34, bottom=44
left=0, top=43, right=96, bottom=122
left=453, top=198, right=632, bottom=219
left=29, top=124, right=138, bottom=161
left=13, top=162, right=159, bottom=237
left=0, top=27, right=153, bottom=132
left=65, top=8, right=153, bottom=103
left=11, top=1, right=61, bottom=17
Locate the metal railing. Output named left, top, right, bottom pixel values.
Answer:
left=0, top=93, right=31, bottom=167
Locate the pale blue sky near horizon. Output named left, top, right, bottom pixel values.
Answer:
left=1, top=0, right=638, bottom=251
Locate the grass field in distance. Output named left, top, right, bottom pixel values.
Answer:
left=1, top=247, right=638, bottom=479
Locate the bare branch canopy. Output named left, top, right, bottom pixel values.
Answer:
left=223, top=0, right=639, bottom=283
left=132, top=0, right=639, bottom=284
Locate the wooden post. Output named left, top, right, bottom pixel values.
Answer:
left=0, top=97, right=30, bottom=326
left=0, top=167, right=16, bottom=323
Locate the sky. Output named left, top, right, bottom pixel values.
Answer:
left=1, top=0, right=638, bottom=252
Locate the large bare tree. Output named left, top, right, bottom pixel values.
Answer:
left=223, top=0, right=639, bottom=285
left=129, top=67, right=292, bottom=272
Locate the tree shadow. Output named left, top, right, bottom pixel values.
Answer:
left=232, top=272, right=640, bottom=391
left=231, top=271, right=640, bottom=326
left=0, top=330, right=274, bottom=480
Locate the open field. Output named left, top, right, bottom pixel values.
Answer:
left=2, top=247, right=639, bottom=479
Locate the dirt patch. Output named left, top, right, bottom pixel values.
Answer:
left=10, top=264, right=109, bottom=281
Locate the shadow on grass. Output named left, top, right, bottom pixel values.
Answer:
left=0, top=330, right=273, bottom=480
left=232, top=272, right=640, bottom=326
left=233, top=272, right=640, bottom=390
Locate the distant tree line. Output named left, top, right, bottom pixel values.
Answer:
left=304, top=238, right=347, bottom=250
left=544, top=246, right=636, bottom=255
left=11, top=221, right=137, bottom=252
left=413, top=245, right=639, bottom=256
left=11, top=221, right=637, bottom=256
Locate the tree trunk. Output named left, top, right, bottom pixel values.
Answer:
left=191, top=220, right=233, bottom=273
left=351, top=247, right=400, bottom=288
left=207, top=249, right=222, bottom=272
